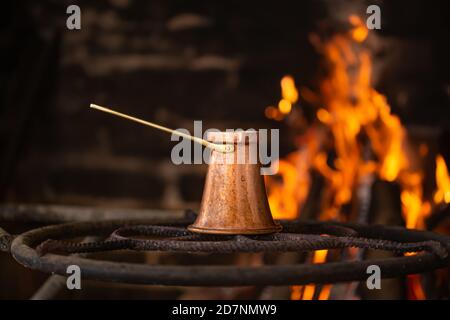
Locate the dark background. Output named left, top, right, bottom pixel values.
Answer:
left=1, top=0, right=449, bottom=210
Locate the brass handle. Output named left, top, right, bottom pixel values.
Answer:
left=90, top=104, right=234, bottom=153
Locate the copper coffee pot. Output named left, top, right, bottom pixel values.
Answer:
left=188, top=131, right=281, bottom=235
left=90, top=104, right=281, bottom=235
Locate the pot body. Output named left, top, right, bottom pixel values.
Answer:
left=188, top=131, right=281, bottom=234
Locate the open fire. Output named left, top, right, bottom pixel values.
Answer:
left=1, top=1, right=449, bottom=302
left=264, top=14, right=450, bottom=300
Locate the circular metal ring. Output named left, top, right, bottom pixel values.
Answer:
left=10, top=218, right=450, bottom=286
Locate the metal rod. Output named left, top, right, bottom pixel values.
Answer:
left=0, top=227, right=13, bottom=252
left=90, top=104, right=234, bottom=153
left=0, top=203, right=184, bottom=224
left=30, top=275, right=66, bottom=300
left=30, top=236, right=97, bottom=300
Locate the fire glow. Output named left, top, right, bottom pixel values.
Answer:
left=265, top=75, right=299, bottom=120
left=264, top=14, right=450, bottom=300
left=434, top=155, right=450, bottom=204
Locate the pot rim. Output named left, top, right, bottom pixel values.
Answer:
left=206, top=130, right=258, bottom=144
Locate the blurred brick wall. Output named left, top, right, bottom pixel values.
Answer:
left=3, top=0, right=317, bottom=209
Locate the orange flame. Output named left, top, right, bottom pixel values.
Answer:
left=407, top=274, right=426, bottom=300
left=349, top=15, right=368, bottom=43
left=265, top=14, right=447, bottom=300
left=281, top=75, right=299, bottom=104
left=265, top=148, right=315, bottom=219
left=291, top=249, right=329, bottom=300
left=266, top=75, right=299, bottom=119
left=434, top=155, right=450, bottom=204
left=400, top=172, right=431, bottom=229
left=278, top=99, right=292, bottom=114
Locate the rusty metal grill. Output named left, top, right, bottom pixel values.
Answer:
left=35, top=222, right=446, bottom=257
left=4, top=209, right=450, bottom=287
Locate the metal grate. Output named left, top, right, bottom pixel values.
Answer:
left=7, top=211, right=450, bottom=286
